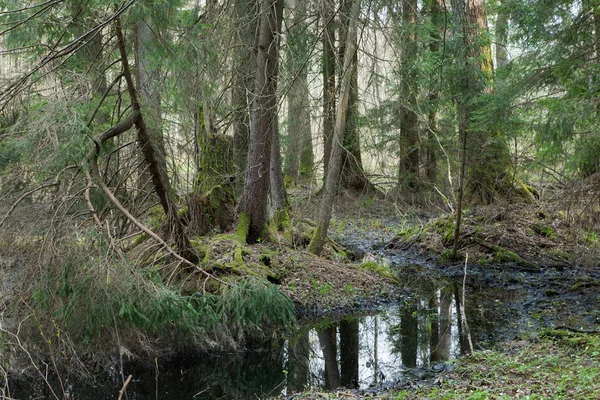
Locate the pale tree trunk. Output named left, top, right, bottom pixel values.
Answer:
left=239, top=0, right=284, bottom=243
left=232, top=0, right=259, bottom=193
left=398, top=0, right=420, bottom=190
left=495, top=0, right=509, bottom=70
left=284, top=0, right=314, bottom=184
left=322, top=0, right=336, bottom=180
left=308, top=0, right=361, bottom=256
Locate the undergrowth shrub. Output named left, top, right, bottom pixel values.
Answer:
left=28, top=243, right=296, bottom=354
left=219, top=277, right=296, bottom=340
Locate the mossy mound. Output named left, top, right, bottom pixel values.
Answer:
left=389, top=203, right=600, bottom=268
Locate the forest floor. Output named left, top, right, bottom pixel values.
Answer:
left=2, top=189, right=600, bottom=398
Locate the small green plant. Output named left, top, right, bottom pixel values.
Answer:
left=583, top=230, right=599, bottom=245
left=319, top=282, right=333, bottom=296
left=345, top=283, right=355, bottom=294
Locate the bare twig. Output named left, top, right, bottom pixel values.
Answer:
left=117, top=375, right=132, bottom=400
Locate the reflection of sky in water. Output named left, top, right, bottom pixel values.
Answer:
left=285, top=278, right=521, bottom=394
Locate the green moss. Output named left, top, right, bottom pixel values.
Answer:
left=571, top=276, right=600, bottom=290
left=545, top=289, right=559, bottom=296
left=583, top=230, right=599, bottom=245
left=236, top=212, right=251, bottom=243
left=189, top=239, right=208, bottom=261
left=419, top=217, right=456, bottom=246
left=439, top=249, right=465, bottom=262
left=307, top=226, right=323, bottom=254
left=532, top=223, right=556, bottom=238
left=359, top=261, right=398, bottom=283
left=283, top=174, right=295, bottom=189
left=396, top=225, right=425, bottom=242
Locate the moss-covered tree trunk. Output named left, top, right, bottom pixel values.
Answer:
left=284, top=0, right=314, bottom=185
left=451, top=0, right=531, bottom=206
left=239, top=0, right=284, bottom=243
left=398, top=0, right=420, bottom=190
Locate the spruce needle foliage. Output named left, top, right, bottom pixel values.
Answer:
left=29, top=242, right=295, bottom=349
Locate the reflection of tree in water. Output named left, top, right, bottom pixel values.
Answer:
left=339, top=319, right=359, bottom=388
left=317, top=325, right=340, bottom=389
left=287, top=328, right=310, bottom=393
left=387, top=279, right=457, bottom=368
left=12, top=345, right=288, bottom=399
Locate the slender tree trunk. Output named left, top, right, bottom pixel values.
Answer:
left=239, top=0, right=284, bottom=242
left=398, top=0, right=420, bottom=190
left=232, top=0, right=259, bottom=193
left=134, top=14, right=168, bottom=193
left=495, top=0, right=509, bottom=70
left=400, top=302, right=418, bottom=368
left=338, top=0, right=372, bottom=192
left=284, top=0, right=314, bottom=184
left=115, top=18, right=196, bottom=262
left=425, top=0, right=442, bottom=183
left=308, top=0, right=361, bottom=256
left=322, top=0, right=337, bottom=181
left=287, top=330, right=310, bottom=392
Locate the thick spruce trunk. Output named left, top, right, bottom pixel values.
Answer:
left=232, top=0, right=259, bottom=193
left=239, top=0, right=284, bottom=242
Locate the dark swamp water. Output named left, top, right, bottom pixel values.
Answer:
left=3, top=260, right=539, bottom=400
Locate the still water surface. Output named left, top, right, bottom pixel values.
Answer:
left=8, top=275, right=528, bottom=399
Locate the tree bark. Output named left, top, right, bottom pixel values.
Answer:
left=239, top=0, right=284, bottom=242
left=270, top=104, right=288, bottom=215
left=308, top=0, right=361, bottom=256
left=232, top=0, right=259, bottom=194
left=425, top=0, right=443, bottom=183
left=338, top=0, right=372, bottom=193
left=495, top=0, right=509, bottom=70
left=317, top=326, right=341, bottom=390
left=322, top=0, right=337, bottom=181
left=451, top=0, right=513, bottom=205
left=398, top=0, right=420, bottom=190
left=284, top=0, right=314, bottom=184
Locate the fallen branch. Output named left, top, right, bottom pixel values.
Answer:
left=117, top=375, right=132, bottom=400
